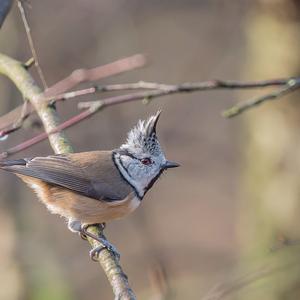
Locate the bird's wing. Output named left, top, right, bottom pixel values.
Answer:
left=0, top=152, right=131, bottom=201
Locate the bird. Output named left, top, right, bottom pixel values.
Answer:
left=0, top=111, right=179, bottom=259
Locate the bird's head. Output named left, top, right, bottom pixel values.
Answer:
left=113, top=111, right=179, bottom=198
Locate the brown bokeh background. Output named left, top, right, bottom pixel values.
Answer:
left=1, top=1, right=300, bottom=300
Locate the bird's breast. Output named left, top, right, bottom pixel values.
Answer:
left=51, top=189, right=141, bottom=224
left=17, top=174, right=141, bottom=224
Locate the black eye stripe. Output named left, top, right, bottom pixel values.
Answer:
left=116, top=149, right=155, bottom=166
left=116, top=149, right=138, bottom=160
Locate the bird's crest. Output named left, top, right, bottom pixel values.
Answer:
left=121, top=111, right=162, bottom=156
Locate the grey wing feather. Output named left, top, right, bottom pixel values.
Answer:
left=0, top=155, right=123, bottom=201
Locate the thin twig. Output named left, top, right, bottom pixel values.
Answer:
left=222, top=78, right=300, bottom=118
left=1, top=76, right=299, bottom=152
left=0, top=54, right=146, bottom=133
left=0, top=76, right=297, bottom=133
left=43, top=78, right=298, bottom=103
left=3, top=78, right=300, bottom=157
left=0, top=100, right=29, bottom=138
left=1, top=89, right=191, bottom=156
left=23, top=57, right=35, bottom=69
left=18, top=0, right=48, bottom=89
left=0, top=102, right=103, bottom=157
left=42, top=54, right=146, bottom=98
left=78, top=90, right=169, bottom=109
left=0, top=77, right=296, bottom=135
left=80, top=78, right=297, bottom=109
left=0, top=103, right=34, bottom=132
left=41, top=81, right=163, bottom=103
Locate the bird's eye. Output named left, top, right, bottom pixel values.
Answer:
left=141, top=158, right=152, bottom=165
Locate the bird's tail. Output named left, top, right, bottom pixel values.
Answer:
left=0, top=159, right=27, bottom=168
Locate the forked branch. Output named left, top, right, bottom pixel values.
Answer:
left=1, top=76, right=300, bottom=158
left=0, top=52, right=136, bottom=300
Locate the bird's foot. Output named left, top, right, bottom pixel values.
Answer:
left=68, top=219, right=82, bottom=233
left=67, top=219, right=89, bottom=240
left=79, top=223, right=106, bottom=240
left=80, top=223, right=119, bottom=261
left=89, top=239, right=120, bottom=262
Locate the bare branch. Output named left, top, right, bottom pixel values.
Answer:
left=0, top=129, right=48, bottom=159
left=43, top=54, right=146, bottom=98
left=47, top=78, right=297, bottom=104
left=223, top=78, right=300, bottom=118
left=0, top=77, right=296, bottom=136
left=0, top=102, right=34, bottom=132
left=78, top=79, right=298, bottom=110
left=3, top=78, right=300, bottom=156
left=0, top=52, right=136, bottom=300
left=1, top=76, right=297, bottom=133
left=0, top=100, right=29, bottom=139
left=23, top=57, right=35, bottom=69
left=18, top=0, right=48, bottom=89
left=0, top=103, right=103, bottom=158
left=0, top=54, right=146, bottom=133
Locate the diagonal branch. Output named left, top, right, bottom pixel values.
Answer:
left=18, top=0, right=48, bottom=88
left=41, top=78, right=299, bottom=104
left=0, top=103, right=103, bottom=158
left=222, top=78, right=300, bottom=117
left=43, top=54, right=146, bottom=98
left=0, top=76, right=297, bottom=137
left=0, top=53, right=146, bottom=132
left=0, top=52, right=136, bottom=300
left=3, top=78, right=300, bottom=158
left=0, top=101, right=30, bottom=138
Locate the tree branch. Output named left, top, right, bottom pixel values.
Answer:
left=0, top=53, right=146, bottom=132
left=222, top=78, right=300, bottom=117
left=0, top=101, right=30, bottom=139
left=0, top=75, right=298, bottom=140
left=43, top=54, right=146, bottom=99
left=18, top=0, right=48, bottom=88
left=0, top=52, right=136, bottom=300
left=2, top=77, right=300, bottom=158
left=44, top=78, right=299, bottom=104
left=0, top=104, right=103, bottom=158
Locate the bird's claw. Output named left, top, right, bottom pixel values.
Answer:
left=79, top=223, right=105, bottom=240
left=79, top=223, right=119, bottom=262
left=90, top=238, right=120, bottom=262
left=80, top=232, right=87, bottom=240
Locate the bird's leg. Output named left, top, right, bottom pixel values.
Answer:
left=80, top=223, right=120, bottom=262
left=67, top=219, right=92, bottom=240
left=68, top=219, right=82, bottom=233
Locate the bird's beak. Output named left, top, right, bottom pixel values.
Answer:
left=163, top=160, right=180, bottom=169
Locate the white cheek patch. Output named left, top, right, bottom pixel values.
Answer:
left=114, top=152, right=166, bottom=199
left=114, top=154, right=144, bottom=198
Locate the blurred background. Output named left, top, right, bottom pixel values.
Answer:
left=1, top=0, right=300, bottom=299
